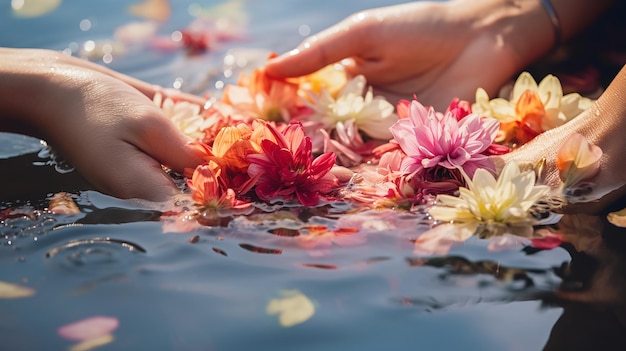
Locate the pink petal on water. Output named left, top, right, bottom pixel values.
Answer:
left=58, top=316, right=119, bottom=342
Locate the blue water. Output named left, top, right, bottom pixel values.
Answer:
left=2, top=1, right=626, bottom=350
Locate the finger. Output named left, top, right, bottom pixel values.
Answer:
left=62, top=52, right=207, bottom=105
left=90, top=145, right=181, bottom=202
left=265, top=16, right=369, bottom=78
left=122, top=109, right=204, bottom=174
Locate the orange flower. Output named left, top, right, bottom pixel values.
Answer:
left=185, top=122, right=266, bottom=193
left=294, top=64, right=347, bottom=100
left=223, top=58, right=308, bottom=122
left=187, top=165, right=250, bottom=211
left=512, top=90, right=544, bottom=144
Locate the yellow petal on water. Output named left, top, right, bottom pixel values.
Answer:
left=607, top=207, right=626, bottom=228
left=11, top=0, right=61, bottom=18
left=128, top=0, right=171, bottom=22
left=69, top=334, right=114, bottom=351
left=266, top=290, right=315, bottom=327
left=0, top=281, right=35, bottom=299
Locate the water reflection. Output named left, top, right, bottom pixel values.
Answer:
left=540, top=213, right=626, bottom=350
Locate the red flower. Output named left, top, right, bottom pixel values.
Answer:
left=247, top=121, right=338, bottom=206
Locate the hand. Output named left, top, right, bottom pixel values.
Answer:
left=1, top=48, right=205, bottom=201
left=494, top=65, right=626, bottom=215
left=265, top=0, right=554, bottom=110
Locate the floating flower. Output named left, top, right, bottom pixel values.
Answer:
left=186, top=120, right=275, bottom=192
left=473, top=72, right=593, bottom=146
left=295, top=64, right=348, bottom=100
left=428, top=161, right=550, bottom=227
left=556, top=132, right=602, bottom=190
left=320, top=119, right=384, bottom=167
left=153, top=92, right=209, bottom=140
left=246, top=121, right=338, bottom=206
left=302, top=75, right=397, bottom=141
left=187, top=164, right=251, bottom=212
left=222, top=62, right=308, bottom=122
left=390, top=99, right=499, bottom=180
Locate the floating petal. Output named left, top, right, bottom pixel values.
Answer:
left=128, top=0, right=171, bottom=22
left=58, top=316, right=119, bottom=342
left=556, top=132, right=602, bottom=189
left=266, top=290, right=315, bottom=327
left=11, top=0, right=61, bottom=18
left=0, top=281, right=35, bottom=299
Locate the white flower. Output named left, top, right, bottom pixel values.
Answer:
left=153, top=92, right=210, bottom=140
left=304, top=75, right=397, bottom=140
left=428, top=161, right=550, bottom=226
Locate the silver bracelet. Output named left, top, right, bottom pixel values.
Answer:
left=540, top=0, right=562, bottom=47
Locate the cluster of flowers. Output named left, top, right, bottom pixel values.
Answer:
left=156, top=57, right=602, bottom=247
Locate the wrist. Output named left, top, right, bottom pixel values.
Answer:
left=450, top=0, right=555, bottom=70
left=0, top=49, right=81, bottom=137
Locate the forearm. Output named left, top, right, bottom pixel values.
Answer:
left=0, top=48, right=61, bottom=137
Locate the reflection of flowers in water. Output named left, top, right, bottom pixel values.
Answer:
left=296, top=225, right=365, bottom=251
left=152, top=67, right=604, bottom=250
left=418, top=161, right=552, bottom=255
left=429, top=161, right=550, bottom=226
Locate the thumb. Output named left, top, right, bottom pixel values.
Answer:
left=134, top=115, right=204, bottom=174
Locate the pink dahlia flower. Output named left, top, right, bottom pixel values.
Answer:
left=247, top=121, right=338, bottom=206
left=390, top=99, right=499, bottom=179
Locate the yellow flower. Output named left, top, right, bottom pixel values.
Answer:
left=472, top=72, right=593, bottom=144
left=295, top=64, right=347, bottom=100
left=428, top=161, right=550, bottom=225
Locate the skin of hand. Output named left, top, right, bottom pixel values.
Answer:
left=0, top=48, right=205, bottom=202
left=497, top=64, right=626, bottom=215
left=265, top=0, right=557, bottom=110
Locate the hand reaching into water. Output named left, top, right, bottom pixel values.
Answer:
left=266, top=0, right=557, bottom=110
left=266, top=0, right=613, bottom=111
left=0, top=48, right=204, bottom=201
left=496, top=64, right=626, bottom=214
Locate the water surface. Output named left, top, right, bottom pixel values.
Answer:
left=2, top=1, right=626, bottom=350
